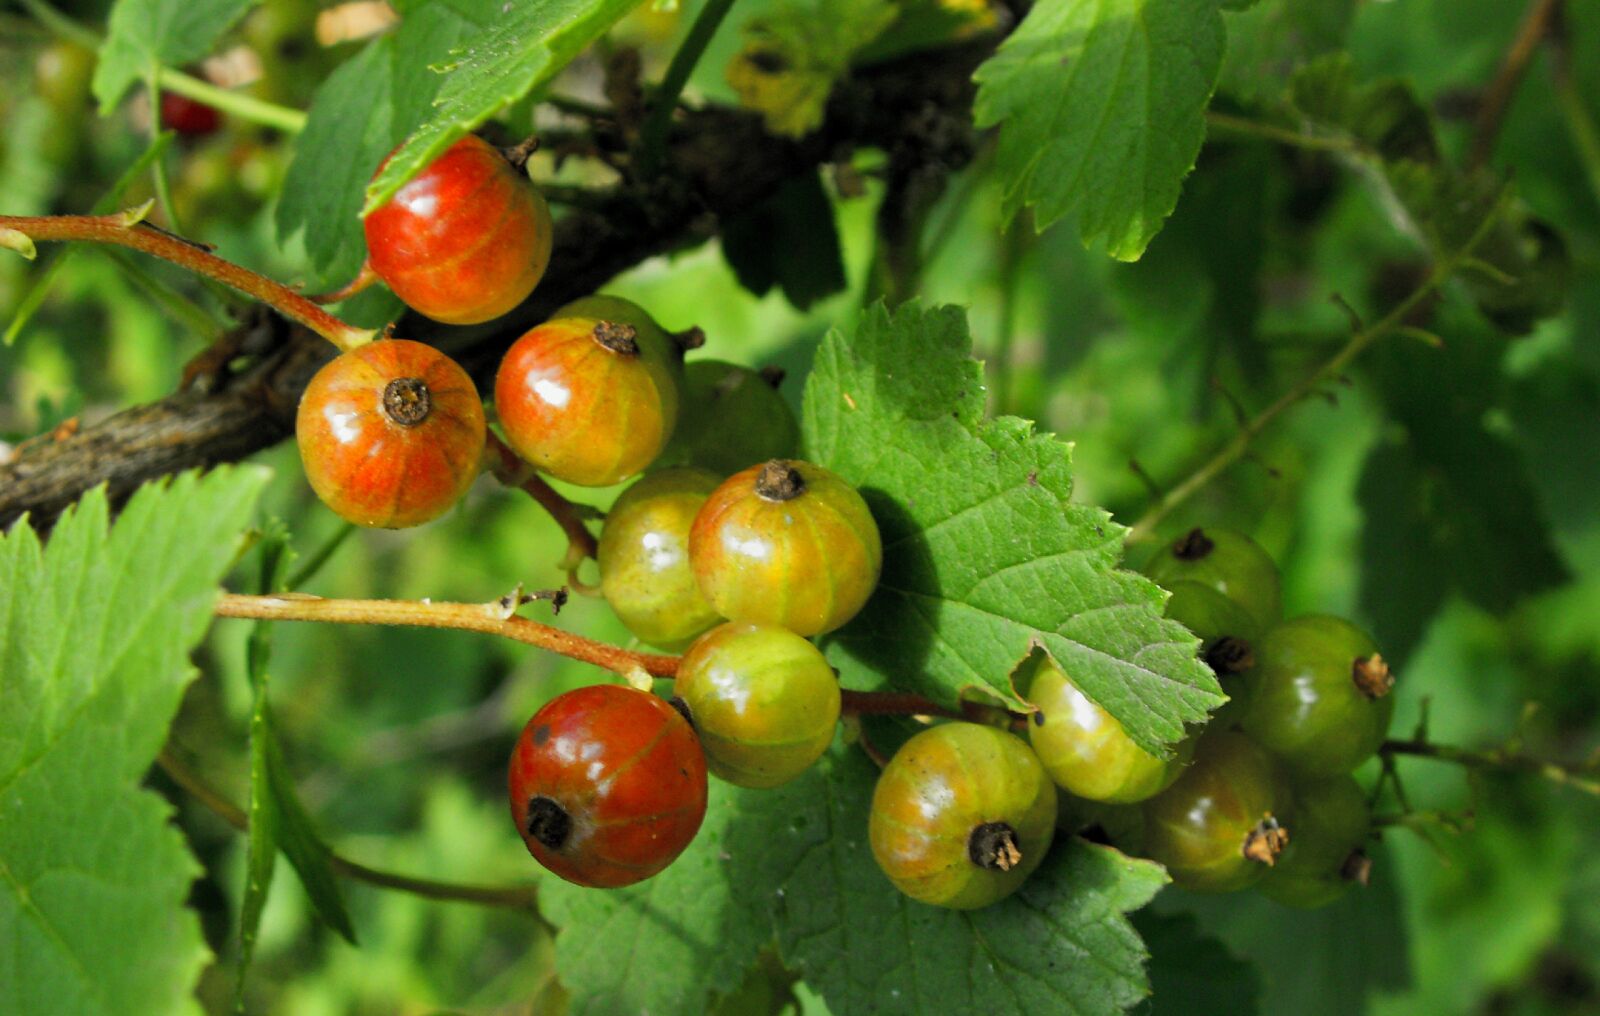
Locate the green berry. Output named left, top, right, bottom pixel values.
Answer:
left=599, top=468, right=724, bottom=649
left=1023, top=653, right=1192, bottom=804
left=1145, top=526, right=1283, bottom=632
left=1239, top=615, right=1396, bottom=776
left=658, top=360, right=800, bottom=476
left=1260, top=773, right=1372, bottom=909
left=673, top=622, right=840, bottom=787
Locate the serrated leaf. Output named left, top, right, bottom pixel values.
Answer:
left=725, top=0, right=898, bottom=137
left=973, top=0, right=1224, bottom=261
left=802, top=303, right=1222, bottom=755
left=539, top=779, right=772, bottom=1016
left=720, top=171, right=848, bottom=310
left=543, top=743, right=1168, bottom=1016
left=0, top=469, right=268, bottom=1016
left=1130, top=910, right=1260, bottom=1015
left=92, top=0, right=258, bottom=111
left=362, top=0, right=644, bottom=216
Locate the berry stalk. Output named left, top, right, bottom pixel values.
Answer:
left=215, top=592, right=679, bottom=677
left=0, top=208, right=375, bottom=352
left=484, top=431, right=601, bottom=575
left=1382, top=738, right=1600, bottom=797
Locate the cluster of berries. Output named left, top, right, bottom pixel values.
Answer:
left=867, top=526, right=1394, bottom=911
left=288, top=132, right=884, bottom=889
left=287, top=135, right=1389, bottom=908
left=510, top=453, right=883, bottom=887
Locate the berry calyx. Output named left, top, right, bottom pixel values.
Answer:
left=364, top=134, right=553, bottom=325
left=295, top=338, right=485, bottom=528
left=508, top=684, right=708, bottom=888
left=1259, top=772, right=1373, bottom=909
left=690, top=459, right=882, bottom=637
left=1142, top=731, right=1289, bottom=893
left=672, top=622, right=840, bottom=788
left=1145, top=526, right=1283, bottom=632
left=495, top=315, right=682, bottom=486
left=1023, top=653, right=1192, bottom=804
left=598, top=468, right=724, bottom=649
left=657, top=359, right=800, bottom=476
left=1239, top=615, right=1397, bottom=776
left=1164, top=579, right=1266, bottom=729
left=869, top=722, right=1057, bottom=909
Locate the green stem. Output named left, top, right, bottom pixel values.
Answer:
left=1204, top=110, right=1364, bottom=156
left=1125, top=192, right=1513, bottom=543
left=637, top=0, right=739, bottom=174
left=17, top=0, right=308, bottom=133
left=1382, top=739, right=1600, bottom=797
left=1550, top=33, right=1600, bottom=212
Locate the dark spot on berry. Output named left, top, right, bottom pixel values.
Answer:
left=669, top=696, right=696, bottom=729
left=1032, top=711, right=1045, bottom=727
left=968, top=821, right=1023, bottom=871
left=592, top=320, right=640, bottom=355
left=746, top=49, right=789, bottom=74
left=1172, top=527, right=1215, bottom=561
left=532, top=724, right=551, bottom=745
left=381, top=376, right=433, bottom=426
left=526, top=796, right=572, bottom=850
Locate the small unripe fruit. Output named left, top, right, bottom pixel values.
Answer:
left=1023, top=654, right=1192, bottom=804
left=1260, top=773, right=1372, bottom=909
left=870, top=722, right=1057, bottom=909
left=1240, top=615, right=1396, bottom=776
left=1145, top=526, right=1283, bottom=632
left=673, top=622, right=840, bottom=788
left=1143, top=731, right=1289, bottom=893
left=599, top=468, right=724, bottom=649
left=690, top=459, right=881, bottom=636
left=658, top=360, right=800, bottom=476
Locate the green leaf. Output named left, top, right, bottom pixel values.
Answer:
left=1130, top=910, right=1261, bottom=1015
left=543, top=743, right=1169, bottom=1016
left=770, top=750, right=1168, bottom=1016
left=362, top=0, right=645, bottom=216
left=973, top=0, right=1225, bottom=261
left=92, top=0, right=258, bottom=112
left=539, top=779, right=773, bottom=1016
left=261, top=710, right=356, bottom=943
left=0, top=469, right=268, bottom=1016
left=720, top=172, right=848, bottom=310
left=802, top=303, right=1223, bottom=755
left=725, top=0, right=898, bottom=137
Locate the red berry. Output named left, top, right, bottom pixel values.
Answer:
left=495, top=315, right=681, bottom=486
left=689, top=459, right=881, bottom=637
left=295, top=339, right=485, bottom=528
left=508, top=685, right=708, bottom=888
left=160, top=92, right=221, bottom=136
left=364, top=135, right=553, bottom=325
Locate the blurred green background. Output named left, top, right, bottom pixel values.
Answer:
left=3, top=0, right=1599, bottom=1012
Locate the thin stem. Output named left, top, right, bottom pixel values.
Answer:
left=1204, top=111, right=1364, bottom=156
left=17, top=0, right=308, bottom=133
left=1469, top=0, right=1561, bottom=167
left=308, top=262, right=379, bottom=305
left=215, top=593, right=681, bottom=677
left=483, top=431, right=601, bottom=574
left=1549, top=9, right=1600, bottom=211
left=155, top=749, right=542, bottom=909
left=636, top=0, right=739, bottom=174
left=1125, top=193, right=1512, bottom=543
left=1382, top=739, right=1600, bottom=797
left=286, top=523, right=357, bottom=591
left=0, top=211, right=374, bottom=351
left=840, top=690, right=964, bottom=720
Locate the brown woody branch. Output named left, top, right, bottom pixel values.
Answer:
left=0, top=43, right=991, bottom=531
